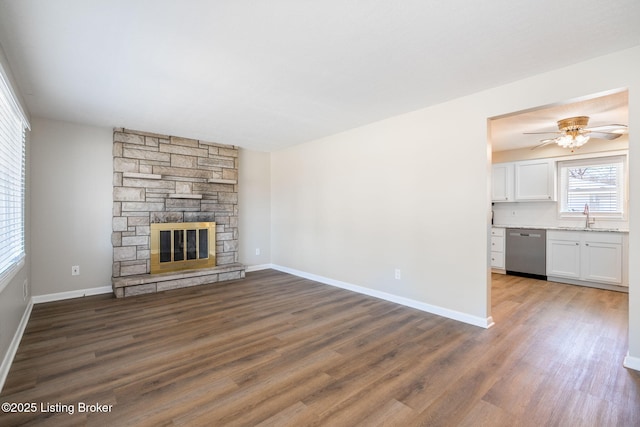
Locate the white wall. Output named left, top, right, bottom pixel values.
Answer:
left=238, top=149, right=272, bottom=268
left=271, top=98, right=492, bottom=323
left=30, top=118, right=113, bottom=296
left=270, top=46, right=640, bottom=363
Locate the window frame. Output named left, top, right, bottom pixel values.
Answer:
left=0, top=67, right=29, bottom=294
left=557, top=153, right=627, bottom=220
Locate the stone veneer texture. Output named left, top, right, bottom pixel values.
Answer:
left=112, top=128, right=239, bottom=278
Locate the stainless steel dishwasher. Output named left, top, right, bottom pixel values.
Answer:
left=505, top=228, right=546, bottom=279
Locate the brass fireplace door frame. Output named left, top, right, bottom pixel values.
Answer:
left=150, top=222, right=216, bottom=274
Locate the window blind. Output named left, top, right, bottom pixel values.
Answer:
left=0, top=71, right=27, bottom=289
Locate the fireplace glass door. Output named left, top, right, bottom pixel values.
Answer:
left=151, top=222, right=216, bottom=273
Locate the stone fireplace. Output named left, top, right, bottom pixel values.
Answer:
left=111, top=128, right=245, bottom=297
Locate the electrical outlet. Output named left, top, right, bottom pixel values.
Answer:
left=71, top=265, right=80, bottom=276
left=394, top=269, right=401, bottom=280
left=255, top=248, right=261, bottom=255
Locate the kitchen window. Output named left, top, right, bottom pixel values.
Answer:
left=558, top=155, right=626, bottom=217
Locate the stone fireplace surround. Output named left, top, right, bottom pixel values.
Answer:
left=111, top=128, right=245, bottom=297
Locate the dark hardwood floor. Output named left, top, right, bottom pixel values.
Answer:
left=1, top=270, right=638, bottom=426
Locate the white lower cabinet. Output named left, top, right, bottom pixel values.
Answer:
left=490, top=228, right=505, bottom=271
left=581, top=238, right=623, bottom=284
left=547, top=231, right=623, bottom=285
left=547, top=237, right=581, bottom=279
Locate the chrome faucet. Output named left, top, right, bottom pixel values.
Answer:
left=583, top=203, right=590, bottom=229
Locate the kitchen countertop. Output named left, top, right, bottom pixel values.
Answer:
left=493, top=225, right=629, bottom=233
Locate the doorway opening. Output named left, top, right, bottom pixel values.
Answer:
left=487, top=89, right=630, bottom=314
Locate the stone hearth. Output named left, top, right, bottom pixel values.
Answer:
left=111, top=128, right=245, bottom=297
left=112, top=264, right=245, bottom=298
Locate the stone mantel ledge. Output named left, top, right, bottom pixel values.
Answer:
left=167, top=194, right=203, bottom=199
left=122, top=172, right=162, bottom=180
left=208, top=178, right=237, bottom=184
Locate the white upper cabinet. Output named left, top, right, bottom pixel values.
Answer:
left=492, top=159, right=555, bottom=202
left=514, top=159, right=556, bottom=201
left=491, top=163, right=514, bottom=202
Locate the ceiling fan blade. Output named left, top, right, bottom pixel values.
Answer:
left=524, top=118, right=627, bottom=148
left=531, top=139, right=556, bottom=150
left=586, top=124, right=628, bottom=133
left=587, top=131, right=623, bottom=140
left=523, top=131, right=561, bottom=135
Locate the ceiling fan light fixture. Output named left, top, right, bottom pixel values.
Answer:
left=527, top=113, right=627, bottom=152
left=557, top=116, right=590, bottom=132
left=556, top=133, right=589, bottom=149
left=554, top=116, right=591, bottom=149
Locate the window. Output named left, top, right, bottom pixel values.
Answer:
left=558, top=155, right=625, bottom=217
left=0, top=70, right=28, bottom=292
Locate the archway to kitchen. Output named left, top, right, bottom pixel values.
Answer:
left=487, top=88, right=630, bottom=317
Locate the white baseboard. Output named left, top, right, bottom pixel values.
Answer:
left=623, top=353, right=640, bottom=372
left=32, top=286, right=113, bottom=304
left=547, top=276, right=629, bottom=293
left=0, top=299, right=33, bottom=392
left=245, top=263, right=275, bottom=273
left=271, top=264, right=494, bottom=329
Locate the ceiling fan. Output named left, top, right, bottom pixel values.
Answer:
left=525, top=116, right=627, bottom=151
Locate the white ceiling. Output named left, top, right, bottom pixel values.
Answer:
left=0, top=0, right=639, bottom=152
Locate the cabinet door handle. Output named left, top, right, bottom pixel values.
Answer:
left=585, top=243, right=589, bottom=246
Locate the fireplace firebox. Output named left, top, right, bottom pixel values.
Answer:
left=150, top=222, right=216, bottom=274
